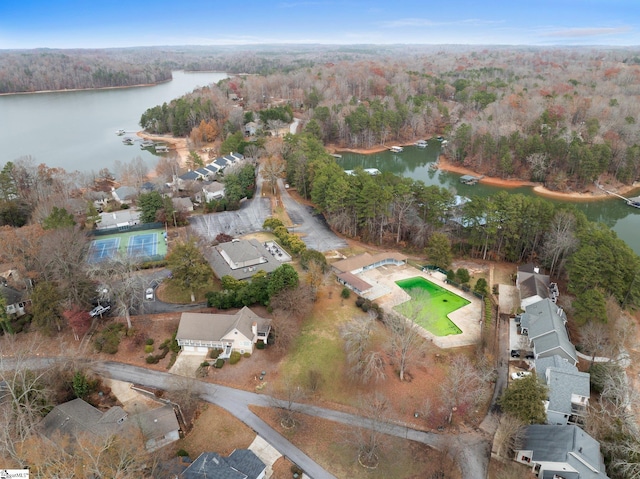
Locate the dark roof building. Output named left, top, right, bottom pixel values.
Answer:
left=515, top=425, right=609, bottom=479
left=182, top=449, right=266, bottom=479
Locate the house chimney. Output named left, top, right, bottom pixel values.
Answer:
left=251, top=321, right=257, bottom=337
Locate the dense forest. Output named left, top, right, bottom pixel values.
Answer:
left=133, top=46, right=640, bottom=191
left=0, top=44, right=409, bottom=94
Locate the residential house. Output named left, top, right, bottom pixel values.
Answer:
left=41, top=398, right=128, bottom=442
left=201, top=181, right=225, bottom=202
left=111, top=186, right=139, bottom=205
left=535, top=355, right=590, bottom=425
left=244, top=121, right=258, bottom=136
left=182, top=450, right=266, bottom=479
left=517, top=263, right=559, bottom=309
left=520, top=299, right=577, bottom=365
left=209, top=239, right=281, bottom=281
left=0, top=284, right=26, bottom=318
left=172, top=197, right=194, bottom=213
left=515, top=424, right=610, bottom=479
left=176, top=306, right=270, bottom=357
left=41, top=398, right=180, bottom=452
left=97, top=209, right=141, bottom=231
left=134, top=404, right=181, bottom=452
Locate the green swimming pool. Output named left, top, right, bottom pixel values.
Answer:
left=394, top=277, right=469, bottom=336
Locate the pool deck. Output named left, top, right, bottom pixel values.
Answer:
left=360, top=264, right=482, bottom=349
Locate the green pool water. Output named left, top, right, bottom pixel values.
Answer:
left=394, top=277, right=469, bottom=336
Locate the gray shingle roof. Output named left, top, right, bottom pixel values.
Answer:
left=208, top=239, right=281, bottom=280
left=135, top=404, right=180, bottom=442
left=182, top=449, right=265, bottom=479
left=535, top=355, right=577, bottom=379
left=41, top=398, right=128, bottom=440
left=176, top=307, right=266, bottom=344
left=522, top=425, right=609, bottom=479
left=546, top=368, right=590, bottom=416
left=180, top=171, right=201, bottom=180
left=523, top=299, right=576, bottom=363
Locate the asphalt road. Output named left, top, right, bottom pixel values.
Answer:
left=2, top=358, right=490, bottom=479
left=276, top=179, right=347, bottom=253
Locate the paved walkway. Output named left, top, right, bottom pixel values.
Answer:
left=365, top=264, right=483, bottom=348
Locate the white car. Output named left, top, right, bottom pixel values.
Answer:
left=511, top=371, right=532, bottom=380
left=89, top=304, right=111, bottom=318
left=145, top=288, right=154, bottom=300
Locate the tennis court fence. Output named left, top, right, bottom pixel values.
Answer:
left=89, top=222, right=164, bottom=237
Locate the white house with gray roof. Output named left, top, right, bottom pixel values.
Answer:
left=520, top=299, right=577, bottom=365
left=176, top=307, right=270, bottom=357
left=517, top=263, right=559, bottom=309
left=535, top=355, right=590, bottom=426
left=515, top=424, right=610, bottom=479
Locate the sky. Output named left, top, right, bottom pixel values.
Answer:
left=1, top=0, right=639, bottom=49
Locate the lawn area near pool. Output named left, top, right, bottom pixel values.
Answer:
left=394, top=277, right=469, bottom=336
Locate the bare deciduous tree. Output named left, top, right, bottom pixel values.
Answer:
left=492, top=413, right=526, bottom=459
left=350, top=393, right=390, bottom=469
left=385, top=306, right=427, bottom=381
left=341, top=313, right=386, bottom=384
left=439, top=356, right=489, bottom=417
left=260, top=156, right=286, bottom=195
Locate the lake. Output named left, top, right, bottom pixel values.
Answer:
left=0, top=71, right=228, bottom=174
left=337, top=144, right=640, bottom=255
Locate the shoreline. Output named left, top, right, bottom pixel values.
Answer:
left=136, top=131, right=190, bottom=168
left=329, top=142, right=640, bottom=202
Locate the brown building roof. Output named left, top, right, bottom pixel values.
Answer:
left=337, top=272, right=372, bottom=293
left=332, top=251, right=408, bottom=274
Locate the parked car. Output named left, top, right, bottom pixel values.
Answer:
left=145, top=288, right=154, bottom=300
left=511, top=371, right=532, bottom=380
left=525, top=352, right=535, bottom=359
left=89, top=304, right=111, bottom=318
left=510, top=349, right=520, bottom=358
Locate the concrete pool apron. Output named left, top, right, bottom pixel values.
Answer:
left=361, top=264, right=482, bottom=348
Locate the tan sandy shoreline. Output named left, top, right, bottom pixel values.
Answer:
left=136, top=131, right=190, bottom=167
left=330, top=142, right=640, bottom=202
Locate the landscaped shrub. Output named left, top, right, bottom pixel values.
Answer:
left=360, top=300, right=371, bottom=312
left=146, top=355, right=160, bottom=364
left=256, top=341, right=265, bottom=350
left=455, top=268, right=470, bottom=284
left=243, top=352, right=251, bottom=358
left=166, top=351, right=178, bottom=370
left=355, top=296, right=365, bottom=307
left=341, top=287, right=351, bottom=299
left=145, top=338, right=154, bottom=346
left=176, top=449, right=189, bottom=457
left=229, top=351, right=241, bottom=364
left=209, top=348, right=223, bottom=359
left=94, top=323, right=126, bottom=354
left=144, top=345, right=154, bottom=354
left=200, top=361, right=210, bottom=367
left=214, top=358, right=224, bottom=368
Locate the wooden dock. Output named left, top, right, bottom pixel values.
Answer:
left=459, top=174, right=484, bottom=185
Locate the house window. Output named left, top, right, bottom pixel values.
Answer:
left=521, top=455, right=531, bottom=463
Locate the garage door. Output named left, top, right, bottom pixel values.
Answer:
left=184, top=346, right=195, bottom=352
left=196, top=346, right=208, bottom=353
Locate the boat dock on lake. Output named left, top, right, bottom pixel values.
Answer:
left=459, top=174, right=484, bottom=185
left=596, top=183, right=640, bottom=208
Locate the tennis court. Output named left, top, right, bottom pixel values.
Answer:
left=127, top=233, right=158, bottom=258
left=87, top=228, right=167, bottom=263
left=88, top=238, right=121, bottom=263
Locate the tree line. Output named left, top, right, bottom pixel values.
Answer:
left=282, top=132, right=640, bottom=312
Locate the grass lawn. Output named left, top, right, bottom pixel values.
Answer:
left=156, top=276, right=220, bottom=303
left=278, top=283, right=358, bottom=405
